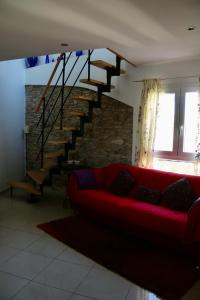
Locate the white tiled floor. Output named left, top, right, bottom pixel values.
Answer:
left=0, top=187, right=199, bottom=300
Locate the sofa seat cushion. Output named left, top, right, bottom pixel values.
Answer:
left=135, top=185, right=161, bottom=205
left=75, top=189, right=125, bottom=217
left=119, top=198, right=188, bottom=239
left=75, top=189, right=188, bottom=239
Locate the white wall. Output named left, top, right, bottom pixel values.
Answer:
left=0, top=59, right=25, bottom=191
left=25, top=48, right=133, bottom=107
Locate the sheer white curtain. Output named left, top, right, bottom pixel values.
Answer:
left=135, top=79, right=161, bottom=168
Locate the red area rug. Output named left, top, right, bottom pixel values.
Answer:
left=38, top=215, right=199, bottom=300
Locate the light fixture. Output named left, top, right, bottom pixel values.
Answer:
left=60, top=43, right=68, bottom=47
left=187, top=26, right=196, bottom=31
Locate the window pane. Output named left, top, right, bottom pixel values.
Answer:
left=183, top=92, right=198, bottom=153
left=154, top=93, right=175, bottom=151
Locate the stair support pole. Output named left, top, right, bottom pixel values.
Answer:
left=116, top=55, right=121, bottom=74
left=88, top=50, right=91, bottom=81
left=60, top=53, right=66, bottom=130
left=106, top=69, right=112, bottom=87
left=40, top=96, right=46, bottom=168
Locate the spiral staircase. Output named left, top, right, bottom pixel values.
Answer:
left=9, top=48, right=135, bottom=199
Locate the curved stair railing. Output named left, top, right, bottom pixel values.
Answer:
left=35, top=50, right=94, bottom=166
left=36, top=50, right=93, bottom=168
left=35, top=53, right=66, bottom=113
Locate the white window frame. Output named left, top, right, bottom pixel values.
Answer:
left=154, top=84, right=197, bottom=161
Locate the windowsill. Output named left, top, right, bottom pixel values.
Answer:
left=153, top=157, right=199, bottom=175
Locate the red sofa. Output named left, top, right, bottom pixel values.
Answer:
left=68, top=163, right=200, bottom=254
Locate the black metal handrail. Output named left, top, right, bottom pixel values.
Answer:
left=36, top=51, right=73, bottom=127
left=36, top=55, right=81, bottom=144
left=37, top=55, right=81, bottom=139
left=60, top=52, right=66, bottom=130
left=42, top=50, right=93, bottom=150
left=36, top=49, right=94, bottom=164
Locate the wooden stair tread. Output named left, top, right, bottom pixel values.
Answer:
left=9, top=181, right=41, bottom=195
left=45, top=150, right=64, bottom=159
left=48, top=139, right=69, bottom=145
left=73, top=96, right=94, bottom=102
left=42, top=160, right=57, bottom=171
left=91, top=60, right=125, bottom=74
left=27, top=170, right=48, bottom=185
left=64, top=111, right=85, bottom=117
left=55, top=126, right=77, bottom=131
left=80, top=79, right=115, bottom=88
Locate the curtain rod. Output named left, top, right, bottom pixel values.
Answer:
left=132, top=75, right=199, bottom=83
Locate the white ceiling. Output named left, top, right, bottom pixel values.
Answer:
left=1, top=0, right=200, bottom=65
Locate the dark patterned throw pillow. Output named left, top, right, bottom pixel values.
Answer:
left=162, top=178, right=194, bottom=211
left=136, top=185, right=161, bottom=205
left=109, top=170, right=135, bottom=196
left=73, top=169, right=97, bottom=189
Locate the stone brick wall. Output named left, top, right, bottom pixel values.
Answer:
left=25, top=85, right=133, bottom=169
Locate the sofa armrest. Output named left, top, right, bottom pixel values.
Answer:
left=186, top=198, right=200, bottom=242
left=67, top=167, right=105, bottom=205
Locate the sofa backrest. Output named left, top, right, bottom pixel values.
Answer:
left=103, top=163, right=200, bottom=196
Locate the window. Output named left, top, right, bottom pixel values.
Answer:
left=183, top=92, right=199, bottom=153
left=154, top=93, right=175, bottom=152
left=154, top=86, right=199, bottom=161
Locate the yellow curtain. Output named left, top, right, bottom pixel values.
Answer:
left=136, top=79, right=161, bottom=168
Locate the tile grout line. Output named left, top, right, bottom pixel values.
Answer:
left=124, top=282, right=132, bottom=300
left=10, top=281, right=74, bottom=300
left=0, top=241, right=23, bottom=251
left=11, top=233, right=90, bottom=298
left=0, top=231, right=73, bottom=298
left=6, top=225, right=67, bottom=298
left=10, top=241, right=95, bottom=299
left=0, top=248, right=21, bottom=268
left=0, top=237, right=44, bottom=256
left=71, top=263, right=132, bottom=300
left=2, top=244, right=132, bottom=300
left=21, top=234, right=48, bottom=252
left=0, top=224, right=43, bottom=250
left=10, top=278, right=31, bottom=300
left=71, top=290, right=103, bottom=300
left=0, top=270, right=30, bottom=281
left=9, top=252, right=55, bottom=299
left=68, top=264, right=96, bottom=300
left=21, top=237, right=94, bottom=267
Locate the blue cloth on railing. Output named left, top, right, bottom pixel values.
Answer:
left=76, top=50, right=83, bottom=57
left=26, top=56, right=38, bottom=68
